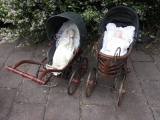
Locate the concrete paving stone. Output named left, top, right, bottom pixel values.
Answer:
left=130, top=49, right=153, bottom=62
left=8, top=102, right=45, bottom=120
left=0, top=57, right=7, bottom=69
left=142, top=81, right=160, bottom=105
left=82, top=77, right=114, bottom=106
left=133, top=62, right=160, bottom=80
left=0, top=88, right=17, bottom=120
left=115, top=92, right=153, bottom=120
left=81, top=105, right=116, bottom=120
left=34, top=44, right=48, bottom=62
left=14, top=43, right=36, bottom=52
left=0, top=44, right=14, bottom=58
left=125, top=69, right=142, bottom=93
left=0, top=68, right=23, bottom=88
left=44, top=90, right=80, bottom=120
left=15, top=79, right=49, bottom=104
left=6, top=51, right=34, bottom=70
left=152, top=54, right=160, bottom=70
left=48, top=77, right=71, bottom=92
left=151, top=106, right=160, bottom=120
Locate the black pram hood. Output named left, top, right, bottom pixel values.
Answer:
left=46, top=12, right=87, bottom=47
left=99, top=6, right=139, bottom=41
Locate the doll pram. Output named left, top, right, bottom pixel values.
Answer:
left=6, top=12, right=88, bottom=95
left=85, top=6, right=139, bottom=106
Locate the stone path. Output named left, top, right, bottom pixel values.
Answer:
left=0, top=40, right=160, bottom=120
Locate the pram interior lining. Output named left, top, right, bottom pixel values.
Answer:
left=46, top=12, right=87, bottom=62
left=47, top=20, right=80, bottom=64
left=46, top=20, right=81, bottom=73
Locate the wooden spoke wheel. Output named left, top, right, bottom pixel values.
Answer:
left=117, top=73, right=126, bottom=106
left=85, top=68, right=97, bottom=97
left=68, top=68, right=81, bottom=95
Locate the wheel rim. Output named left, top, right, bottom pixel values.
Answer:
left=63, top=66, right=72, bottom=79
left=36, top=59, right=50, bottom=78
left=68, top=68, right=80, bottom=95
left=117, top=75, right=126, bottom=106
left=85, top=68, right=96, bottom=97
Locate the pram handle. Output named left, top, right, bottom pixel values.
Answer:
left=6, top=66, right=46, bottom=84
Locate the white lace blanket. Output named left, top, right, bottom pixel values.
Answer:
left=100, top=23, right=135, bottom=56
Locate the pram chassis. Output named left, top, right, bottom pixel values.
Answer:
left=6, top=12, right=88, bottom=95
left=85, top=35, right=134, bottom=106
left=85, top=6, right=139, bottom=106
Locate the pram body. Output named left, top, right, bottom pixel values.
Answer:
left=85, top=6, right=139, bottom=106
left=6, top=12, right=88, bottom=95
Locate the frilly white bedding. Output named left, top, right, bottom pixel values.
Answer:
left=100, top=23, right=135, bottom=56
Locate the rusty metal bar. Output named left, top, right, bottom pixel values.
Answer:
left=6, top=66, right=46, bottom=84
left=12, top=60, right=44, bottom=69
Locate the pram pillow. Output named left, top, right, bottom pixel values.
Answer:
left=100, top=23, right=135, bottom=56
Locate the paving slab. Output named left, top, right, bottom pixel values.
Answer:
left=6, top=51, right=34, bottom=67
left=115, top=91, right=153, bottom=120
left=151, top=106, right=160, bottom=120
left=0, top=88, right=17, bottom=120
left=82, top=83, right=114, bottom=106
left=0, top=44, right=14, bottom=58
left=81, top=105, right=116, bottom=120
left=130, top=49, right=153, bottom=62
left=124, top=60, right=142, bottom=93
left=1, top=39, right=160, bottom=120
left=141, top=81, right=160, bottom=105
left=33, top=41, right=48, bottom=61
left=133, top=62, right=160, bottom=80
left=44, top=90, right=80, bottom=120
left=15, top=79, right=49, bottom=104
left=152, top=54, right=160, bottom=70
left=0, top=57, right=8, bottom=70
left=0, top=68, right=23, bottom=88
left=8, top=102, right=45, bottom=120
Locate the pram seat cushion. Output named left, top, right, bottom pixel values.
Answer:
left=100, top=23, right=135, bottom=56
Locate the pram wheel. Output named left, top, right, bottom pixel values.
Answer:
left=117, top=75, right=126, bottom=106
left=113, top=63, right=127, bottom=106
left=36, top=64, right=45, bottom=78
left=68, top=68, right=81, bottom=95
left=36, top=58, right=49, bottom=78
left=63, top=66, right=73, bottom=79
left=68, top=57, right=88, bottom=95
left=85, top=68, right=97, bottom=97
